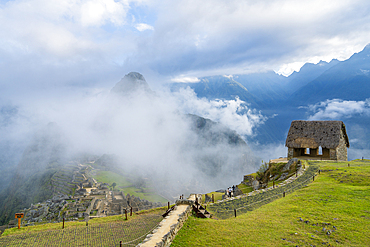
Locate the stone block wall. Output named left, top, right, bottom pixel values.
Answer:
left=329, top=149, right=337, bottom=160
left=336, top=136, right=348, bottom=161
left=287, top=148, right=294, bottom=159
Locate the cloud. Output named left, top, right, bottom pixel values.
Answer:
left=249, top=143, right=287, bottom=164
left=134, top=0, right=370, bottom=76
left=170, top=88, right=266, bottom=136
left=1, top=0, right=370, bottom=88
left=171, top=76, right=200, bottom=83
left=0, top=83, right=262, bottom=197
left=135, top=23, right=154, bottom=31
left=307, top=99, right=370, bottom=120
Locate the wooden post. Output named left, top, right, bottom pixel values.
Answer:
left=212, top=194, right=214, bottom=203
left=283, top=192, right=285, bottom=197
left=120, top=240, right=123, bottom=247
left=313, top=175, right=315, bottom=181
left=130, top=207, right=132, bottom=216
left=168, top=202, right=170, bottom=210
left=348, top=163, right=350, bottom=167
left=63, top=217, right=65, bottom=229
left=125, top=209, right=128, bottom=220
left=296, top=171, right=297, bottom=177
left=15, top=213, right=24, bottom=230
left=273, top=181, right=275, bottom=188
left=234, top=209, right=237, bottom=217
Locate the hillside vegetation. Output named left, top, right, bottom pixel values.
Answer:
left=172, top=159, right=370, bottom=246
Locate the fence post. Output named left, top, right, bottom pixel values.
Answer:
left=296, top=171, right=297, bottom=177
left=273, top=181, right=275, bottom=188
left=125, top=209, right=128, bottom=220
left=168, top=202, right=170, bottom=210
left=212, top=194, right=214, bottom=203
left=234, top=209, right=237, bottom=217
left=130, top=207, right=132, bottom=216
left=120, top=240, right=123, bottom=247
left=313, top=175, right=315, bottom=181
left=283, top=191, right=285, bottom=197
left=62, top=218, right=65, bottom=229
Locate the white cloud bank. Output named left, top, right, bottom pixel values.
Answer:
left=170, top=88, right=266, bottom=136
left=307, top=99, right=370, bottom=120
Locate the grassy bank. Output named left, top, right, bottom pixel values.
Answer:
left=172, top=160, right=370, bottom=246
left=94, top=170, right=168, bottom=203
left=1, top=207, right=167, bottom=237
left=0, top=207, right=167, bottom=247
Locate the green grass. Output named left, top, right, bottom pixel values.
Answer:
left=94, top=171, right=168, bottom=203
left=202, top=192, right=224, bottom=203
left=0, top=208, right=167, bottom=246
left=237, top=183, right=253, bottom=193
left=172, top=160, right=370, bottom=246
left=1, top=207, right=166, bottom=237
left=95, top=170, right=132, bottom=187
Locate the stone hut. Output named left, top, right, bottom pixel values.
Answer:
left=285, top=120, right=349, bottom=161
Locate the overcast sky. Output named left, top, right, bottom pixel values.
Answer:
left=1, top=0, right=370, bottom=96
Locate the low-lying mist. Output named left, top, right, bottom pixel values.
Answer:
left=0, top=73, right=265, bottom=200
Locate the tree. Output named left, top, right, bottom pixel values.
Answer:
left=111, top=182, right=117, bottom=191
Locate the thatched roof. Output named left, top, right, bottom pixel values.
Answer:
left=285, top=120, right=349, bottom=149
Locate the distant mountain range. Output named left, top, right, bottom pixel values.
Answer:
left=169, top=44, right=370, bottom=154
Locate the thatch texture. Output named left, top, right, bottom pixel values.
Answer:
left=285, top=120, right=349, bottom=149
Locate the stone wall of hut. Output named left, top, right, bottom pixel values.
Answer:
left=336, top=130, right=348, bottom=161
left=288, top=148, right=294, bottom=159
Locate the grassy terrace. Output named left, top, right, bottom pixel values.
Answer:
left=0, top=207, right=167, bottom=247
left=94, top=170, right=168, bottom=203
left=172, top=160, right=370, bottom=246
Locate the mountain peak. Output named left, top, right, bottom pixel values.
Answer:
left=111, top=72, right=153, bottom=95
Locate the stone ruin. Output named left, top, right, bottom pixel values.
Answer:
left=23, top=194, right=70, bottom=225
left=17, top=162, right=165, bottom=226
left=242, top=158, right=301, bottom=190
